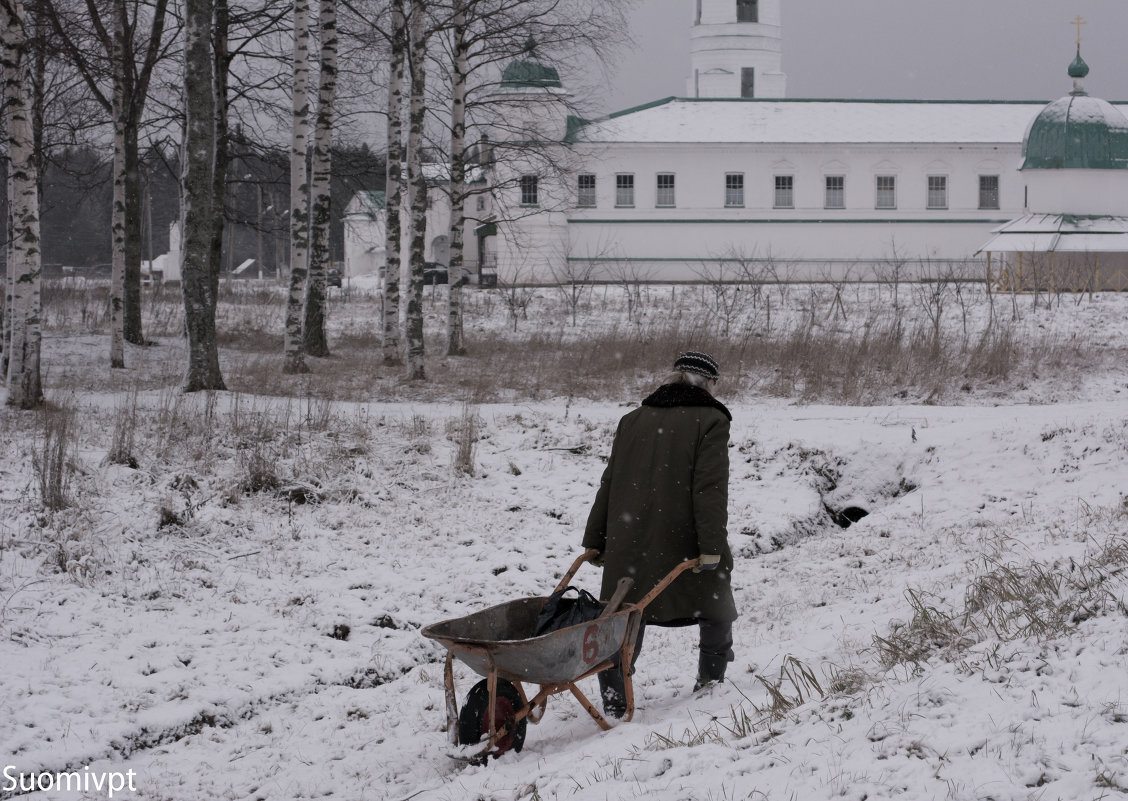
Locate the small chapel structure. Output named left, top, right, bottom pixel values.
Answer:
left=977, top=46, right=1128, bottom=292
left=347, top=0, right=1128, bottom=286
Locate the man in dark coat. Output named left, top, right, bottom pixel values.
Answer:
left=583, top=351, right=737, bottom=717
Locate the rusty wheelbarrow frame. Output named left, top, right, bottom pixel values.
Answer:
left=421, top=549, right=700, bottom=761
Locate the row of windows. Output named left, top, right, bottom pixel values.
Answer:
left=557, top=173, right=1002, bottom=211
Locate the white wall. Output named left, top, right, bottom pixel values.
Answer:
left=1023, top=169, right=1128, bottom=216
left=342, top=213, right=385, bottom=278
left=689, top=0, right=786, bottom=98
left=514, top=139, right=1022, bottom=283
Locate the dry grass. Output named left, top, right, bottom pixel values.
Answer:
left=37, top=279, right=1110, bottom=407
left=873, top=533, right=1128, bottom=673
left=447, top=404, right=479, bottom=476
left=105, top=387, right=140, bottom=468
left=645, top=654, right=826, bottom=750
left=749, top=655, right=825, bottom=725
left=34, top=402, right=77, bottom=511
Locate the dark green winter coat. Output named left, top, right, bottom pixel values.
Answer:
left=582, top=382, right=737, bottom=624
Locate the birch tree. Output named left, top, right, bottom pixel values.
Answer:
left=403, top=0, right=427, bottom=380
left=109, top=7, right=125, bottom=367
left=180, top=0, right=225, bottom=391
left=282, top=0, right=311, bottom=374
left=2, top=0, right=43, bottom=408
left=381, top=0, right=405, bottom=366
left=43, top=0, right=172, bottom=350
left=302, top=0, right=336, bottom=357
left=444, top=0, right=467, bottom=355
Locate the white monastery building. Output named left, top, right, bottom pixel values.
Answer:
left=346, top=0, right=1128, bottom=287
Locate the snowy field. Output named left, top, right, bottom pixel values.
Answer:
left=3, top=281, right=1128, bottom=801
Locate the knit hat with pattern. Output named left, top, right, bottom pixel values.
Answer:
left=673, top=351, right=719, bottom=380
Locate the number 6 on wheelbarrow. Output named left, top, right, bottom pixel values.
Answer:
left=421, top=548, right=701, bottom=763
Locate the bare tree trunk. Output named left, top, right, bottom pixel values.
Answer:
left=2, top=141, right=11, bottom=379
left=208, top=0, right=229, bottom=302
left=2, top=0, right=42, bottom=408
left=445, top=0, right=467, bottom=356
left=2, top=173, right=10, bottom=377
left=381, top=0, right=405, bottom=366
left=302, top=0, right=336, bottom=358
left=122, top=123, right=145, bottom=344
left=283, top=0, right=311, bottom=374
left=180, top=0, right=225, bottom=392
left=110, top=8, right=126, bottom=367
left=403, top=0, right=427, bottom=381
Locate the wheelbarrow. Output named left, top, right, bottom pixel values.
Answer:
left=421, top=549, right=700, bottom=761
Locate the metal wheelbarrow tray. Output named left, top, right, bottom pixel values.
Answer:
left=421, top=549, right=699, bottom=761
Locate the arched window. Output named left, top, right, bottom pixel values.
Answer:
left=737, top=0, right=758, bottom=23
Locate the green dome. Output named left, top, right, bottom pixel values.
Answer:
left=1022, top=55, right=1128, bottom=170
left=1068, top=49, right=1090, bottom=79
left=500, top=58, right=562, bottom=90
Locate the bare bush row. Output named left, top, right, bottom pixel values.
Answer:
left=36, top=278, right=1111, bottom=405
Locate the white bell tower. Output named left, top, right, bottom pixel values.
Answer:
left=688, top=0, right=787, bottom=99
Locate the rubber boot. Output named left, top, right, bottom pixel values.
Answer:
left=693, top=652, right=728, bottom=692
left=598, top=668, right=627, bottom=719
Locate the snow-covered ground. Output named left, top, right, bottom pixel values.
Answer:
left=2, top=283, right=1128, bottom=801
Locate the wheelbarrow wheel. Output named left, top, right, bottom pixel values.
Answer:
left=458, top=678, right=527, bottom=756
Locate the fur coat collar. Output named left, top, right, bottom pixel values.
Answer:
left=641, top=382, right=732, bottom=421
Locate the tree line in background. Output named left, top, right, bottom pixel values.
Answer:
left=0, top=140, right=385, bottom=275
left=2, top=0, right=631, bottom=407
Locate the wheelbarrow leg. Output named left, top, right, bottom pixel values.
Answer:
left=487, top=667, right=498, bottom=745
left=620, top=610, right=643, bottom=723
left=444, top=651, right=459, bottom=745
left=567, top=682, right=613, bottom=731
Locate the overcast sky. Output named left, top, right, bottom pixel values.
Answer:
left=596, top=0, right=1128, bottom=114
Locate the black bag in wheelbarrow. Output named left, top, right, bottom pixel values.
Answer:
left=531, top=586, right=603, bottom=637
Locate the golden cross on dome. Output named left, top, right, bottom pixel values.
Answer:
left=1072, top=15, right=1086, bottom=46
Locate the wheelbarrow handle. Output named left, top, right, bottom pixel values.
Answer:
left=552, top=548, right=602, bottom=594
left=634, top=558, right=701, bottom=612
left=555, top=551, right=701, bottom=608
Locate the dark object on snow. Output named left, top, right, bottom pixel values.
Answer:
left=457, top=678, right=527, bottom=759
left=825, top=503, right=869, bottom=529
left=329, top=623, right=350, bottom=640
left=531, top=586, right=603, bottom=637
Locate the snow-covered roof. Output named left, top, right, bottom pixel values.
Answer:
left=571, top=97, right=1128, bottom=146
left=993, top=213, right=1128, bottom=234
left=421, top=163, right=487, bottom=185
left=344, top=190, right=386, bottom=218
left=978, top=213, right=1128, bottom=253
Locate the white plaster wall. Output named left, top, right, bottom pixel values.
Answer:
left=565, top=142, right=1020, bottom=216
left=532, top=139, right=1024, bottom=282
left=566, top=219, right=991, bottom=282
left=483, top=91, right=572, bottom=146
left=1022, top=169, right=1128, bottom=216
left=689, top=0, right=785, bottom=97
left=343, top=215, right=385, bottom=278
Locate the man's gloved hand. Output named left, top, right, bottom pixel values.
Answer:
left=590, top=551, right=605, bottom=567
left=694, top=554, right=721, bottom=573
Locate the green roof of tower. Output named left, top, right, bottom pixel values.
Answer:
left=500, top=39, right=562, bottom=89
left=1022, top=51, right=1128, bottom=170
